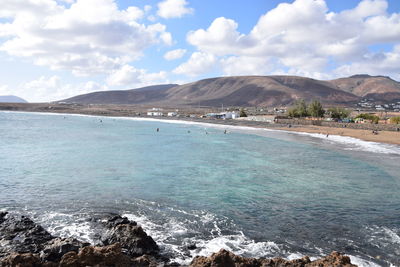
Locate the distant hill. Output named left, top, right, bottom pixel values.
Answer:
left=59, top=75, right=400, bottom=107
left=0, top=95, right=27, bottom=103
left=330, top=74, right=400, bottom=102
left=60, top=84, right=178, bottom=104
left=158, top=76, right=359, bottom=106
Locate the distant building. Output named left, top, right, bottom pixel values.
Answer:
left=222, top=112, right=239, bottom=119
left=206, top=112, right=239, bottom=119
left=167, top=112, right=178, bottom=117
left=147, top=107, right=163, bottom=116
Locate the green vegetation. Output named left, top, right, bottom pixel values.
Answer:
left=327, top=107, right=350, bottom=120
left=355, top=113, right=379, bottom=124
left=288, top=99, right=325, bottom=118
left=239, top=108, right=247, bottom=117
left=390, top=116, right=400, bottom=124
left=287, top=99, right=309, bottom=118
left=308, top=100, right=325, bottom=118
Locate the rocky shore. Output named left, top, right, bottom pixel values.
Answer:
left=0, top=212, right=358, bottom=267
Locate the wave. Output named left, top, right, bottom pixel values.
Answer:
left=6, top=206, right=390, bottom=267
left=122, top=212, right=281, bottom=265
left=278, top=130, right=400, bottom=155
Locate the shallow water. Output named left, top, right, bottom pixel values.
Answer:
left=0, top=111, right=399, bottom=266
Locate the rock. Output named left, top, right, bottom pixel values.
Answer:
left=307, top=251, right=357, bottom=267
left=0, top=252, right=41, bottom=267
left=189, top=249, right=358, bottom=267
left=59, top=251, right=79, bottom=267
left=105, top=215, right=137, bottom=228
left=0, top=214, right=54, bottom=258
left=101, top=215, right=159, bottom=257
left=0, top=213, right=7, bottom=224
left=59, top=243, right=132, bottom=267
left=40, top=237, right=89, bottom=262
left=187, top=244, right=197, bottom=250
left=131, top=255, right=159, bottom=267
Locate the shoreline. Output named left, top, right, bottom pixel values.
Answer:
left=276, top=125, right=400, bottom=145
left=0, top=212, right=360, bottom=267
left=2, top=109, right=400, bottom=146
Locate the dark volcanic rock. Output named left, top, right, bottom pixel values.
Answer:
left=104, top=215, right=137, bottom=228
left=101, top=215, right=159, bottom=257
left=40, top=237, right=89, bottom=262
left=131, top=254, right=159, bottom=267
left=190, top=249, right=358, bottom=267
left=0, top=213, right=54, bottom=258
left=0, top=213, right=7, bottom=224
left=59, top=243, right=132, bottom=267
left=0, top=252, right=41, bottom=267
left=307, top=251, right=356, bottom=266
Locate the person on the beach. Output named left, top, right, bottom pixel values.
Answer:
left=157, top=128, right=159, bottom=132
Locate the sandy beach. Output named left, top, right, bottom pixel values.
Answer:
left=277, top=125, right=400, bottom=145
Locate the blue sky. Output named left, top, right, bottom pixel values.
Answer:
left=0, top=0, right=399, bottom=102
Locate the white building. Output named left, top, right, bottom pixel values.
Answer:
left=147, top=111, right=163, bottom=116
left=223, top=112, right=239, bottom=119
left=167, top=112, right=178, bottom=117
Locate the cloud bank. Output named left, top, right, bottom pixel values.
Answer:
left=177, top=0, right=400, bottom=79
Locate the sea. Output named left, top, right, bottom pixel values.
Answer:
left=0, top=111, right=399, bottom=266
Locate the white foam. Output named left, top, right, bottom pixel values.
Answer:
left=282, top=130, right=400, bottom=155
left=122, top=211, right=281, bottom=265
left=348, top=255, right=382, bottom=267
left=36, top=211, right=95, bottom=244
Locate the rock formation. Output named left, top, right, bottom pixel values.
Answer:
left=101, top=215, right=159, bottom=257
left=0, top=212, right=359, bottom=267
left=190, top=249, right=358, bottom=267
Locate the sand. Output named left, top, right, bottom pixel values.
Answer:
left=276, top=125, right=400, bottom=145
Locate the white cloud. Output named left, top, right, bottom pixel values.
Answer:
left=335, top=45, right=400, bottom=78
left=107, top=65, right=168, bottom=87
left=0, top=76, right=109, bottom=102
left=157, top=0, right=193, bottom=19
left=0, top=85, right=10, bottom=94
left=164, top=49, right=186, bottom=60
left=220, top=56, right=272, bottom=76
left=58, top=0, right=75, bottom=4
left=187, top=17, right=246, bottom=56
left=173, top=52, right=217, bottom=76
left=0, top=0, right=172, bottom=76
left=184, top=0, right=400, bottom=79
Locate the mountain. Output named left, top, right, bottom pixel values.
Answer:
left=330, top=74, right=400, bottom=101
left=61, top=84, right=178, bottom=104
left=156, top=76, right=359, bottom=106
left=0, top=95, right=28, bottom=103
left=59, top=75, right=400, bottom=107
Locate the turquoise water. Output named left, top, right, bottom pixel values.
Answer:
left=0, top=112, right=399, bottom=266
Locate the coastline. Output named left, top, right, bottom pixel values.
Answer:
left=2, top=108, right=400, bottom=146
left=0, top=212, right=359, bottom=267
left=276, top=125, right=400, bottom=145
left=1, top=110, right=397, bottom=266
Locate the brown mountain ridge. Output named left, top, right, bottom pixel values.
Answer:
left=60, top=75, right=400, bottom=107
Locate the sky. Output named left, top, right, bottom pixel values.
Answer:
left=0, top=0, right=399, bottom=102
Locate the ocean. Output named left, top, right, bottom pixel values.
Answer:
left=0, top=111, right=399, bottom=266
